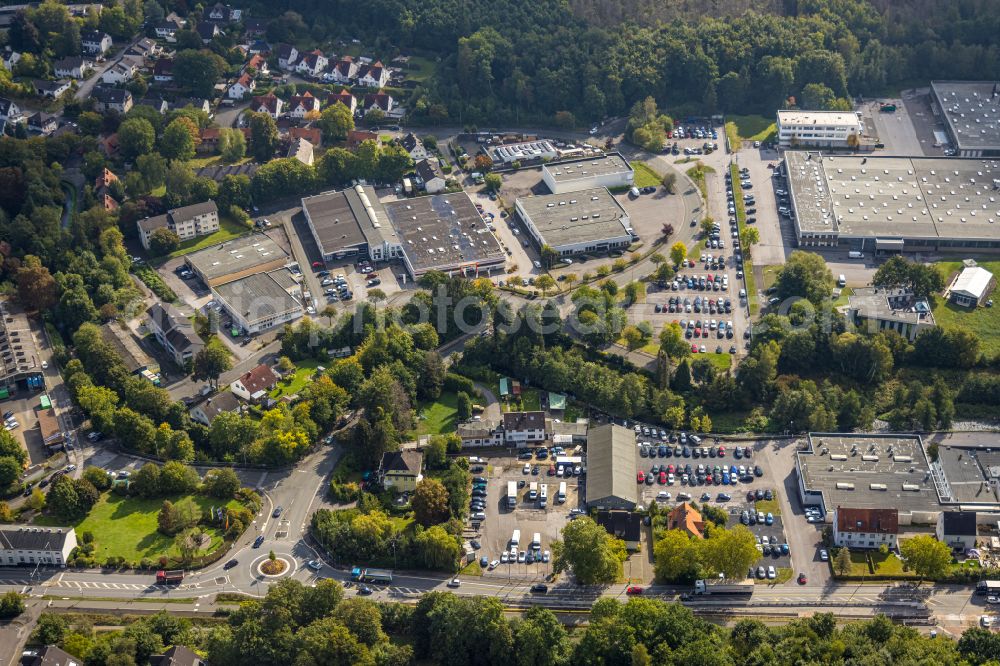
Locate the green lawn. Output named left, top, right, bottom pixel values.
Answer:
left=271, top=359, right=321, bottom=399
left=702, top=352, right=732, bottom=371
left=521, top=388, right=541, bottom=412
left=167, top=216, right=251, bottom=259
left=846, top=550, right=915, bottom=577
left=415, top=392, right=459, bottom=436
left=406, top=56, right=438, bottom=83
left=833, top=286, right=854, bottom=308
left=630, top=161, right=662, bottom=189
left=44, top=493, right=239, bottom=563
left=755, top=498, right=780, bottom=516
left=931, top=259, right=1000, bottom=356
left=728, top=114, right=778, bottom=143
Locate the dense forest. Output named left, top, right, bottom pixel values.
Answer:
left=224, top=0, right=1000, bottom=124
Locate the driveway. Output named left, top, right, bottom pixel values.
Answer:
left=75, top=37, right=142, bottom=101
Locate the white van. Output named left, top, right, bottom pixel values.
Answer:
left=510, top=530, right=521, bottom=548
left=629, top=187, right=640, bottom=198
left=837, top=274, right=847, bottom=287
left=848, top=251, right=864, bottom=259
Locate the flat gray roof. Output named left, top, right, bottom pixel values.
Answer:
left=847, top=287, right=934, bottom=326
left=933, top=440, right=1000, bottom=506
left=785, top=152, right=1000, bottom=241
left=517, top=187, right=632, bottom=248
left=302, top=185, right=397, bottom=255
left=931, top=81, right=1000, bottom=151
left=186, top=234, right=288, bottom=282
left=586, top=424, right=637, bottom=507
left=382, top=193, right=505, bottom=274
left=0, top=300, right=41, bottom=380
left=213, top=272, right=301, bottom=325
left=798, top=434, right=940, bottom=515
left=543, top=153, right=632, bottom=184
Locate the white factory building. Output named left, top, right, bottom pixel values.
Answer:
left=776, top=110, right=865, bottom=149
left=542, top=153, right=634, bottom=194
left=491, top=140, right=558, bottom=164
left=515, top=187, right=635, bottom=256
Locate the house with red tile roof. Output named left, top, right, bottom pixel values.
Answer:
left=230, top=363, right=279, bottom=402
left=250, top=92, right=282, bottom=118
left=326, top=89, right=356, bottom=115
left=667, top=502, right=705, bottom=539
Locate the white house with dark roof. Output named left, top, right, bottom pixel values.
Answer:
left=228, top=72, right=255, bottom=99
left=0, top=97, right=22, bottom=124
left=363, top=92, right=394, bottom=114
left=147, top=302, right=204, bottom=366
left=400, top=132, right=427, bottom=160
left=327, top=57, right=357, bottom=84
left=137, top=200, right=220, bottom=249
left=189, top=390, right=241, bottom=425
left=250, top=92, right=282, bottom=118
left=0, top=525, right=77, bottom=567
left=81, top=30, right=112, bottom=54
left=500, top=411, right=546, bottom=446
left=295, top=50, right=328, bottom=78
left=286, top=91, right=320, bottom=118
left=415, top=159, right=445, bottom=194
left=53, top=56, right=93, bottom=79
left=92, top=86, right=132, bottom=113
left=100, top=60, right=136, bottom=85
left=34, top=79, right=71, bottom=98
left=326, top=89, right=356, bottom=114
left=357, top=61, right=389, bottom=88
left=154, top=19, right=182, bottom=40
left=936, top=510, right=978, bottom=551
left=274, top=43, right=298, bottom=70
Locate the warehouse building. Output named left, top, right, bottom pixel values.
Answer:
left=930, top=81, right=1000, bottom=158
left=491, top=140, right=557, bottom=164
left=185, top=234, right=290, bottom=287
left=0, top=299, right=45, bottom=396
left=776, top=110, right=865, bottom=149
left=101, top=323, right=157, bottom=376
left=211, top=269, right=304, bottom=334
left=301, top=185, right=401, bottom=262
left=382, top=193, right=505, bottom=278
left=784, top=151, right=1000, bottom=252
left=542, top=152, right=634, bottom=194
left=515, top=188, right=635, bottom=257
left=585, top=424, right=637, bottom=511
left=946, top=262, right=995, bottom=308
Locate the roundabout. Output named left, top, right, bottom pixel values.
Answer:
left=253, top=552, right=295, bottom=578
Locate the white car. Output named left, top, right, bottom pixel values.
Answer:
left=542, top=550, right=550, bottom=563
left=500, top=552, right=509, bottom=564
left=488, top=559, right=500, bottom=570
left=656, top=491, right=671, bottom=502
left=517, top=550, right=526, bottom=563
left=988, top=596, right=1000, bottom=605
left=447, top=578, right=461, bottom=588
left=767, top=566, right=776, bottom=579
left=523, top=463, right=531, bottom=474
left=819, top=549, right=829, bottom=561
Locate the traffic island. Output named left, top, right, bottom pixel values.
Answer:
left=257, top=552, right=290, bottom=577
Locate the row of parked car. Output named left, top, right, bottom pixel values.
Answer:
left=639, top=461, right=764, bottom=487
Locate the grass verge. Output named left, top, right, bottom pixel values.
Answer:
left=630, top=161, right=663, bottom=189
left=728, top=115, right=777, bottom=143
left=754, top=498, right=780, bottom=516
left=167, top=216, right=250, bottom=259
left=414, top=391, right=459, bottom=436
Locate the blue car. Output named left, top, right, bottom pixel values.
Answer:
left=765, top=513, right=774, bottom=526
left=781, top=543, right=789, bottom=554
left=253, top=535, right=264, bottom=548
left=658, top=446, right=667, bottom=457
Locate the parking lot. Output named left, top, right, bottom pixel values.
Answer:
left=468, top=450, right=584, bottom=581
left=727, top=492, right=792, bottom=581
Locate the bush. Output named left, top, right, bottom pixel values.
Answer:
left=133, top=266, right=177, bottom=302
left=0, top=590, right=24, bottom=618
left=329, top=480, right=361, bottom=503
left=443, top=373, right=478, bottom=398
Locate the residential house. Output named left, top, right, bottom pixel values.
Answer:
left=53, top=56, right=92, bottom=79
left=499, top=411, right=546, bottom=446
left=100, top=61, right=136, bottom=85
left=948, top=263, right=995, bottom=308
left=154, top=19, right=181, bottom=41
left=189, top=390, right=241, bottom=426
left=126, top=37, right=161, bottom=60
left=667, top=502, right=705, bottom=538
left=147, top=302, right=204, bottom=366
left=207, top=3, right=241, bottom=22
left=99, top=193, right=119, bottom=212
left=0, top=525, right=77, bottom=567
left=153, top=59, right=174, bottom=83
left=379, top=450, right=423, bottom=492
left=244, top=19, right=268, bottom=38
left=287, top=137, right=314, bottom=165
left=247, top=38, right=270, bottom=55
left=347, top=129, right=377, bottom=148
left=1, top=50, right=21, bottom=72
left=456, top=419, right=502, bottom=447
left=847, top=288, right=935, bottom=342
left=363, top=92, right=394, bottom=114
left=137, top=200, right=220, bottom=249
left=274, top=43, right=298, bottom=70
left=22, top=645, right=84, bottom=666
left=230, top=363, right=278, bottom=402
left=138, top=96, right=169, bottom=114
left=174, top=97, right=211, bottom=114
left=833, top=507, right=899, bottom=550
left=245, top=53, right=268, bottom=76
left=288, top=125, right=321, bottom=147
left=34, top=79, right=71, bottom=98
left=250, top=92, right=282, bottom=118
left=150, top=645, right=206, bottom=666
left=595, top=510, right=643, bottom=550
left=327, top=56, right=357, bottom=84
left=937, top=511, right=978, bottom=552
left=94, top=168, right=118, bottom=199
left=92, top=86, right=132, bottom=113
left=26, top=112, right=58, bottom=135
left=295, top=50, right=328, bottom=78
left=81, top=30, right=112, bottom=55
left=400, top=132, right=427, bottom=160
left=357, top=60, right=389, bottom=88
left=286, top=91, right=320, bottom=118
left=0, top=98, right=22, bottom=124
left=326, top=89, right=356, bottom=115
left=98, top=132, right=119, bottom=156
left=228, top=72, right=255, bottom=99
left=415, top=159, right=446, bottom=194
left=196, top=22, right=220, bottom=43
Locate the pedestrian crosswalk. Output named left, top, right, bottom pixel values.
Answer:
left=38, top=579, right=211, bottom=592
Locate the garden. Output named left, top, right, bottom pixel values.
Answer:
left=931, top=259, right=1000, bottom=357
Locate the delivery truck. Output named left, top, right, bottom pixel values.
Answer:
left=694, top=578, right=754, bottom=595
left=156, top=570, right=184, bottom=585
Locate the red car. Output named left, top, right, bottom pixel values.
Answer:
left=658, top=471, right=667, bottom=484
left=691, top=344, right=699, bottom=353
left=626, top=586, right=644, bottom=595
left=797, top=573, right=807, bottom=585
left=311, top=261, right=323, bottom=268
left=637, top=471, right=645, bottom=484
left=718, top=446, right=726, bottom=457
left=547, top=466, right=556, bottom=476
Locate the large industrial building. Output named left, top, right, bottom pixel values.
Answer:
left=212, top=269, right=304, bottom=334
left=301, top=185, right=401, bottom=263
left=185, top=234, right=290, bottom=287
left=784, top=151, right=1000, bottom=252
left=796, top=433, right=1000, bottom=525
left=514, top=187, right=635, bottom=256
left=542, top=153, right=634, bottom=194
left=776, top=110, right=865, bottom=149
left=490, top=140, right=557, bottom=164
left=0, top=300, right=44, bottom=397
left=382, top=193, right=505, bottom=278
left=585, top=424, right=637, bottom=511
left=930, top=81, right=1000, bottom=158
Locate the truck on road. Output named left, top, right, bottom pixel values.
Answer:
left=694, top=578, right=754, bottom=595
left=156, top=570, right=184, bottom=585
left=351, top=567, right=393, bottom=584
left=977, top=580, right=1000, bottom=594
